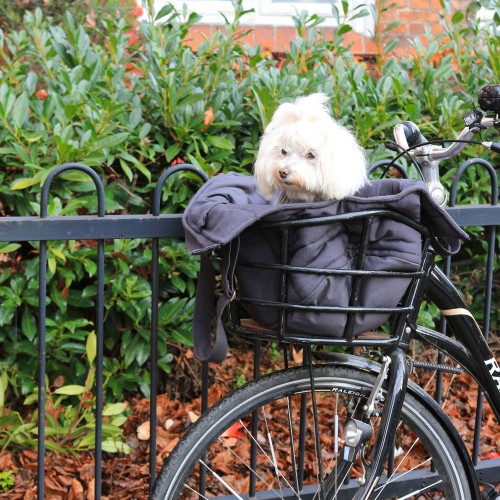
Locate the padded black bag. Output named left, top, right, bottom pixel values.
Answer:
left=182, top=173, right=467, bottom=363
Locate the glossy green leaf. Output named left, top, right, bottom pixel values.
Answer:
left=12, top=92, right=29, bottom=129
left=86, top=331, right=97, bottom=365
left=103, top=402, right=128, bottom=416
left=53, top=385, right=85, bottom=395
left=207, top=136, right=234, bottom=150
left=22, top=309, right=37, bottom=342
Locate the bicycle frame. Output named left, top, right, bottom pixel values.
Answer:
left=313, top=263, right=498, bottom=500
left=422, top=266, right=500, bottom=423
left=371, top=265, right=500, bottom=499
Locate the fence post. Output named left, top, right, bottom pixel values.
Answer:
left=38, top=164, right=106, bottom=500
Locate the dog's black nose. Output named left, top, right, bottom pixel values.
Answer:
left=279, top=169, right=288, bottom=179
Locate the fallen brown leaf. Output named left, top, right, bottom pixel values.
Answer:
left=136, top=421, right=150, bottom=440
left=68, top=479, right=84, bottom=500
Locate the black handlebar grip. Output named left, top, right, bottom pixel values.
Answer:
left=400, top=121, right=427, bottom=147
left=490, top=142, right=500, bottom=153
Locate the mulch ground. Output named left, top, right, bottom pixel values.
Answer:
left=1, top=339, right=499, bottom=499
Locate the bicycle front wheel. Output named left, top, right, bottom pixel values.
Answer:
left=152, top=364, right=474, bottom=499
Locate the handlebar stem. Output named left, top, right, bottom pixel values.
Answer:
left=415, top=129, right=477, bottom=206
left=416, top=151, right=448, bottom=205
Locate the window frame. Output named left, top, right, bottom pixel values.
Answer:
left=150, top=0, right=375, bottom=35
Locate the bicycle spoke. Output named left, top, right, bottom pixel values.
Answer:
left=183, top=483, right=210, bottom=500
left=216, top=437, right=280, bottom=494
left=398, top=479, right=444, bottom=499
left=308, top=362, right=325, bottom=500
left=374, top=456, right=433, bottom=498
left=198, top=460, right=246, bottom=499
left=239, top=415, right=298, bottom=495
left=373, top=430, right=421, bottom=499
left=262, top=406, right=294, bottom=497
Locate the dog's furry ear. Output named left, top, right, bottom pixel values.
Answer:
left=320, top=122, right=368, bottom=200
left=254, top=99, right=303, bottom=199
left=294, top=93, right=330, bottom=112
left=266, top=94, right=330, bottom=132
left=265, top=102, right=301, bottom=133
left=253, top=134, right=277, bottom=200
left=254, top=169, right=276, bottom=200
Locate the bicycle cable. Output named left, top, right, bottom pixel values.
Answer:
left=383, top=141, right=425, bottom=179
left=381, top=138, right=491, bottom=179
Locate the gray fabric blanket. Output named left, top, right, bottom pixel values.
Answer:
left=183, top=173, right=466, bottom=253
left=182, top=173, right=467, bottom=361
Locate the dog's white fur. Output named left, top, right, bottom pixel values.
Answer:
left=254, top=93, right=368, bottom=203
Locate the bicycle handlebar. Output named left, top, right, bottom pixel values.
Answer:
left=393, top=116, right=498, bottom=162
left=391, top=110, right=499, bottom=206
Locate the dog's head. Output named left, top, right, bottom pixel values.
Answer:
left=254, top=93, right=367, bottom=203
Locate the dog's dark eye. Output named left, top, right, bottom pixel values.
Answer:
left=281, top=149, right=287, bottom=155
left=306, top=152, right=316, bottom=160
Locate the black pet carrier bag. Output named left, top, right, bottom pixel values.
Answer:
left=182, top=173, right=466, bottom=363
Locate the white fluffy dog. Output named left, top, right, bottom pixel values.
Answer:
left=254, top=93, right=367, bottom=203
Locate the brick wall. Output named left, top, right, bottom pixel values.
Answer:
left=185, top=0, right=471, bottom=57
left=378, top=0, right=469, bottom=49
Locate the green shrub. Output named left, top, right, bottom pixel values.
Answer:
left=0, top=0, right=498, bottom=452
left=0, top=470, right=14, bottom=492
left=0, top=0, right=138, bottom=32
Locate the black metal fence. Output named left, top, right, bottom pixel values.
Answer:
left=0, top=161, right=498, bottom=499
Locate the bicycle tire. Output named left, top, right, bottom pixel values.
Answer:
left=152, top=364, right=474, bottom=499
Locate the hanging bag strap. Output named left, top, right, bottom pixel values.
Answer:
left=192, top=239, right=240, bottom=363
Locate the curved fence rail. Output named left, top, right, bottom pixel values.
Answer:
left=0, top=162, right=498, bottom=498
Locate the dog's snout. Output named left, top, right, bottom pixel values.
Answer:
left=278, top=168, right=288, bottom=179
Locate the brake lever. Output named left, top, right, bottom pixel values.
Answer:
left=384, top=141, right=400, bottom=152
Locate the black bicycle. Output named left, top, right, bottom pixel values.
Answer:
left=152, top=85, right=500, bottom=499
